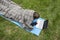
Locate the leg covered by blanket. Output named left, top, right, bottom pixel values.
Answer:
left=0, top=0, right=48, bottom=36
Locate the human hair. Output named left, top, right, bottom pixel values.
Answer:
left=33, top=12, right=40, bottom=19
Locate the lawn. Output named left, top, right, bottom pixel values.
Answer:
left=0, top=0, right=60, bottom=40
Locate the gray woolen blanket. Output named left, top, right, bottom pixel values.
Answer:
left=0, top=0, right=35, bottom=28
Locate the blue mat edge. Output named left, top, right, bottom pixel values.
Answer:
left=0, top=13, right=45, bottom=36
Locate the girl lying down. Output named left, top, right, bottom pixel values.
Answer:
left=0, top=0, right=48, bottom=30
left=0, top=1, right=40, bottom=30
left=6, top=11, right=40, bottom=30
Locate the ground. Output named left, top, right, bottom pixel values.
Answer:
left=0, top=0, right=60, bottom=40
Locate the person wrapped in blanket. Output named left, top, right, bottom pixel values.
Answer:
left=0, top=0, right=48, bottom=30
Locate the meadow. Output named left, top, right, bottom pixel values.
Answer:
left=0, top=0, right=60, bottom=40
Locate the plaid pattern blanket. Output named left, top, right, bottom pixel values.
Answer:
left=0, top=0, right=35, bottom=28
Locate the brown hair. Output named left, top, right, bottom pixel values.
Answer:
left=33, top=12, right=40, bottom=19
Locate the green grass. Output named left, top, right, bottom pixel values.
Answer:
left=0, top=0, right=60, bottom=40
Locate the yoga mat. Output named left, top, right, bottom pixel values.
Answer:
left=0, top=12, right=45, bottom=36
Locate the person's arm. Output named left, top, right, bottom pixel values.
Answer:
left=23, top=18, right=33, bottom=29
left=31, top=22, right=37, bottom=26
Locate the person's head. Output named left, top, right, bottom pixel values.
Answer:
left=33, top=12, right=40, bottom=19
